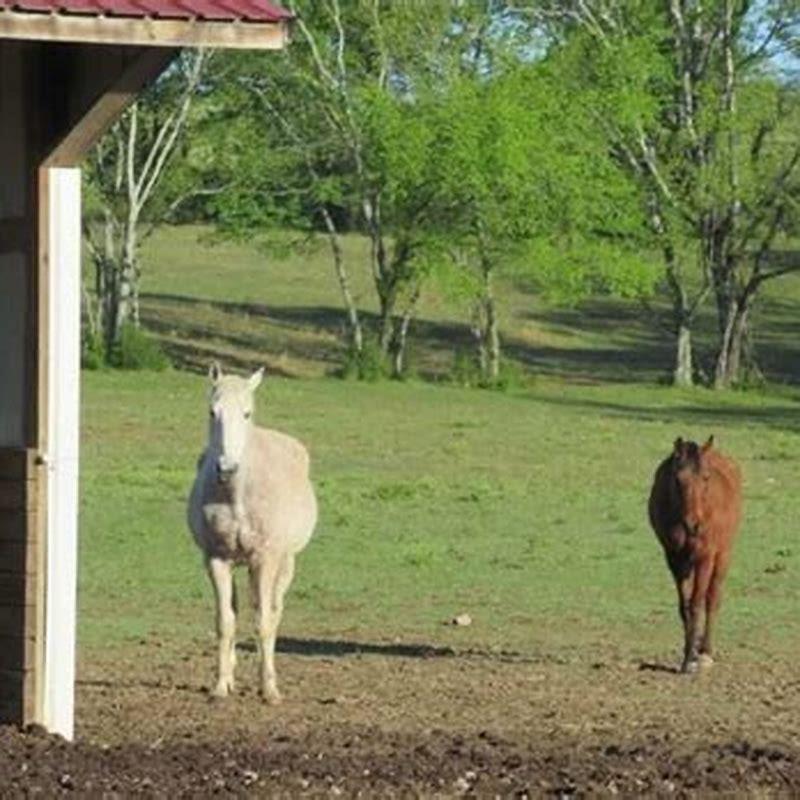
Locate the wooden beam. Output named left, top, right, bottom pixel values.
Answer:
left=0, top=481, right=36, bottom=512
left=0, top=606, right=36, bottom=639
left=40, top=167, right=81, bottom=741
left=0, top=540, right=37, bottom=575
left=0, top=11, right=289, bottom=51
left=0, top=635, right=35, bottom=671
left=0, top=511, right=39, bottom=544
left=0, top=448, right=36, bottom=481
left=0, top=668, right=36, bottom=724
left=0, top=575, right=37, bottom=607
left=44, top=48, right=178, bottom=167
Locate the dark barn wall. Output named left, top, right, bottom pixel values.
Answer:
left=0, top=40, right=41, bottom=725
left=0, top=39, right=174, bottom=727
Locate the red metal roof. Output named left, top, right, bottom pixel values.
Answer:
left=0, top=0, right=291, bottom=23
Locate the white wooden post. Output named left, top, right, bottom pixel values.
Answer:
left=42, top=167, right=82, bottom=740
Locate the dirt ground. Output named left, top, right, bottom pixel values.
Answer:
left=3, top=640, right=800, bottom=797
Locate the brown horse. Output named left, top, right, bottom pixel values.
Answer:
left=648, top=436, right=742, bottom=673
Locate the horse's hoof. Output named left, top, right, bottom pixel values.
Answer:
left=210, top=682, right=233, bottom=700
left=681, top=659, right=699, bottom=674
left=261, top=687, right=283, bottom=706
left=697, top=653, right=714, bottom=669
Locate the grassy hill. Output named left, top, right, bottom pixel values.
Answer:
left=138, top=225, right=800, bottom=386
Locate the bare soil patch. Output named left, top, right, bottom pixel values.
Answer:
left=3, top=641, right=799, bottom=796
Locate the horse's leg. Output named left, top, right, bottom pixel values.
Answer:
left=207, top=556, right=236, bottom=698
left=668, top=552, right=692, bottom=670
left=674, top=571, right=693, bottom=670
left=700, top=551, right=731, bottom=667
left=255, top=552, right=290, bottom=704
left=683, top=556, right=714, bottom=673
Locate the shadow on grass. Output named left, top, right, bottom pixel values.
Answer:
left=141, top=285, right=800, bottom=387
left=233, top=637, right=458, bottom=659
left=233, top=636, right=541, bottom=664
left=141, top=292, right=675, bottom=384
left=278, top=637, right=458, bottom=659
left=528, top=392, right=800, bottom=435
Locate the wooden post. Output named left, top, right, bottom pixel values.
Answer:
left=39, top=167, right=82, bottom=740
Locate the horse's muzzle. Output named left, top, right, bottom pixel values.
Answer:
left=683, top=520, right=703, bottom=537
left=216, top=464, right=238, bottom=484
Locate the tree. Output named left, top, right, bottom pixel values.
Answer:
left=419, top=59, right=650, bottom=384
left=209, top=2, right=537, bottom=378
left=542, top=0, right=800, bottom=387
left=83, top=51, right=210, bottom=361
left=207, top=2, right=461, bottom=373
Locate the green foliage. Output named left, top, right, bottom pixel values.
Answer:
left=108, top=323, right=171, bottom=372
left=341, top=337, right=388, bottom=383
left=546, top=1, right=800, bottom=385
left=449, top=349, right=528, bottom=391
left=449, top=350, right=484, bottom=389
left=81, top=327, right=106, bottom=371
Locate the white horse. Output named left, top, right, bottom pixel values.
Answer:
left=187, top=362, right=317, bottom=703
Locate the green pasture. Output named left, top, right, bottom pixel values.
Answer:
left=76, top=227, right=800, bottom=673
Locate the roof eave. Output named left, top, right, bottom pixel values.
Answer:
left=0, top=8, right=290, bottom=49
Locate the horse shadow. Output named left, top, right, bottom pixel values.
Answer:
left=234, top=636, right=457, bottom=659
left=638, top=661, right=681, bottom=675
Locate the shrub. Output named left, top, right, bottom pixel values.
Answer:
left=108, top=323, right=170, bottom=371
left=341, top=337, right=387, bottom=382
left=81, top=327, right=106, bottom=370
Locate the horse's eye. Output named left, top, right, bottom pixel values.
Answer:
left=209, top=410, right=215, bottom=419
left=244, top=411, right=252, bottom=420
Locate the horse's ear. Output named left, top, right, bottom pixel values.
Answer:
left=209, top=361, right=222, bottom=384
left=673, top=437, right=684, bottom=455
left=702, top=435, right=715, bottom=452
left=248, top=367, right=265, bottom=391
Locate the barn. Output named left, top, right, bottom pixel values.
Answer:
left=0, top=0, right=291, bottom=739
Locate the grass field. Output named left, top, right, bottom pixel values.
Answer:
left=66, top=226, right=800, bottom=793
left=80, top=369, right=800, bottom=659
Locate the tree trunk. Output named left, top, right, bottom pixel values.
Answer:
left=673, top=321, right=693, bottom=388
left=391, top=287, right=420, bottom=379
left=470, top=303, right=488, bottom=379
left=486, top=295, right=500, bottom=382
left=361, top=192, right=393, bottom=357
left=111, top=214, right=138, bottom=348
left=472, top=231, right=501, bottom=384
left=714, top=299, right=758, bottom=389
left=320, top=205, right=363, bottom=355
left=378, top=290, right=396, bottom=356
left=660, top=235, right=697, bottom=388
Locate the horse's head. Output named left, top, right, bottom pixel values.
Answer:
left=671, top=435, right=714, bottom=536
left=206, top=361, right=264, bottom=484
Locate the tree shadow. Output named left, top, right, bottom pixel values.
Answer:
left=527, top=392, right=800, bottom=435
left=141, top=281, right=800, bottom=387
